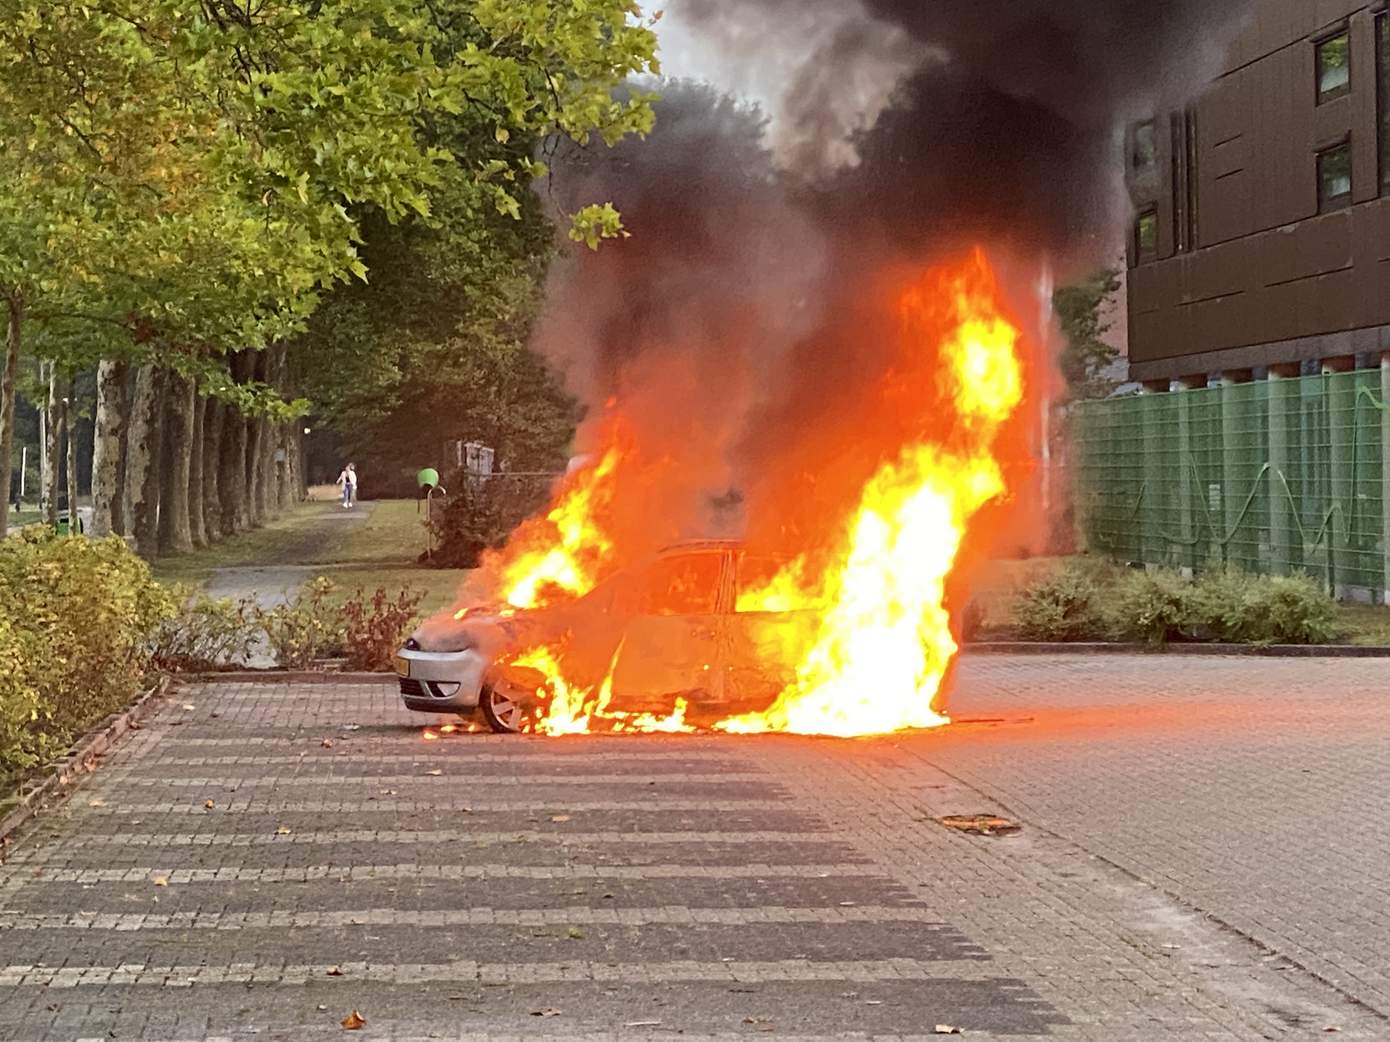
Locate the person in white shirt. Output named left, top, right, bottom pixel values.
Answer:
left=336, top=463, right=358, bottom=508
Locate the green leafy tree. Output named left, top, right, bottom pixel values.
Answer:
left=1054, top=269, right=1121, bottom=400
left=0, top=0, right=658, bottom=543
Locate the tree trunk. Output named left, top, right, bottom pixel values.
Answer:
left=157, top=370, right=195, bottom=554
left=64, top=377, right=79, bottom=534
left=90, top=359, right=128, bottom=538
left=276, top=419, right=293, bottom=511
left=42, top=364, right=62, bottom=527
left=245, top=351, right=266, bottom=528
left=202, top=397, right=224, bottom=540
left=124, top=365, right=165, bottom=557
left=219, top=356, right=250, bottom=536
left=0, top=295, right=21, bottom=537
left=189, top=393, right=207, bottom=548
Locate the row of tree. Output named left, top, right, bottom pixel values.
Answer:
left=0, top=0, right=659, bottom=552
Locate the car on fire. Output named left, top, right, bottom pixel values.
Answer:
left=394, top=540, right=807, bottom=732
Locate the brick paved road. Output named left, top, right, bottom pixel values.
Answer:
left=0, top=655, right=1385, bottom=1040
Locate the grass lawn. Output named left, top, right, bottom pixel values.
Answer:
left=151, top=497, right=474, bottom=617
left=313, top=565, right=473, bottom=617
left=153, top=498, right=437, bottom=577
left=970, top=554, right=1390, bottom=646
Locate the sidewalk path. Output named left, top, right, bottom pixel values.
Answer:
left=0, top=655, right=1384, bottom=1039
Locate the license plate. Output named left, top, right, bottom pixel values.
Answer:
left=394, top=655, right=410, bottom=678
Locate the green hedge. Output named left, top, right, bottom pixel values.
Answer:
left=0, top=529, right=173, bottom=782
left=1013, top=560, right=1339, bottom=646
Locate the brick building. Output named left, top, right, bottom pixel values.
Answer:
left=1125, top=0, right=1390, bottom=386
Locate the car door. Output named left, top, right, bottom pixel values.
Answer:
left=720, top=552, right=821, bottom=712
left=608, top=550, right=730, bottom=708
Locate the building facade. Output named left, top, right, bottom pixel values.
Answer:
left=1126, top=0, right=1390, bottom=384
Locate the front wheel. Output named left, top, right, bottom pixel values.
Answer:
left=479, top=683, right=532, bottom=734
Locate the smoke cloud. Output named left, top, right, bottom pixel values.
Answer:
left=528, top=0, right=1259, bottom=558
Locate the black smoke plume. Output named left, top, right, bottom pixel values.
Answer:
left=529, top=1, right=1259, bottom=551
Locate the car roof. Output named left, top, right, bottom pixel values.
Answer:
left=657, top=538, right=742, bottom=555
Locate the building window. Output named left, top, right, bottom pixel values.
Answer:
left=1317, top=141, right=1353, bottom=212
left=1378, top=12, right=1389, bottom=193
left=1316, top=30, right=1351, bottom=103
left=1135, top=209, right=1158, bottom=263
left=1131, top=120, right=1157, bottom=171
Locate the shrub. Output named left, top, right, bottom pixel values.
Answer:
left=0, top=530, right=174, bottom=778
left=255, top=577, right=342, bottom=670
left=1106, top=569, right=1195, bottom=645
left=1013, top=564, right=1108, bottom=641
left=152, top=587, right=261, bottom=672
left=1193, top=570, right=1338, bottom=645
left=341, top=586, right=425, bottom=671
left=430, top=474, right=555, bottom=568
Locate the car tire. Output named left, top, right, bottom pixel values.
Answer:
left=479, top=683, right=529, bottom=734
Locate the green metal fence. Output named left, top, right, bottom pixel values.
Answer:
left=1073, top=369, right=1390, bottom=600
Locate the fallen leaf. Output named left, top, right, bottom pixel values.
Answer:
left=937, top=814, right=1020, bottom=837
left=326, top=966, right=343, bottom=977
left=341, top=1010, right=366, bottom=1030
left=531, top=1008, right=562, bottom=1018
left=934, top=1026, right=962, bottom=1035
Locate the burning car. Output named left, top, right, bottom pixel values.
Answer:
left=395, top=540, right=808, bottom=733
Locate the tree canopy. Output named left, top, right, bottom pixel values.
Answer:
left=1053, top=269, right=1121, bottom=400
left=0, top=0, right=659, bottom=537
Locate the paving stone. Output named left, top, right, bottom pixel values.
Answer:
left=0, top=665, right=1385, bottom=1041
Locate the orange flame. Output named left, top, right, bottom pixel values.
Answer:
left=717, top=253, right=1024, bottom=736
left=458, top=251, right=1026, bottom=738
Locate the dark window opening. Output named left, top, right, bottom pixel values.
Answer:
left=1318, top=141, right=1353, bottom=212
left=1131, top=120, right=1157, bottom=171
left=1317, top=30, right=1351, bottom=103
left=1378, top=12, right=1389, bottom=193
left=1135, top=209, right=1158, bottom=263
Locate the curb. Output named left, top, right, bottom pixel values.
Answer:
left=964, top=641, right=1390, bottom=658
left=0, top=675, right=174, bottom=848
left=190, top=670, right=391, bottom=684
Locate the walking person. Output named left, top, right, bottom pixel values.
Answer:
left=336, top=462, right=358, bottom=508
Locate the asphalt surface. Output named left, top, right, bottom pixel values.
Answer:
left=0, top=654, right=1386, bottom=1040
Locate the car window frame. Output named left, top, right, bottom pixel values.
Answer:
left=622, top=549, right=730, bottom=619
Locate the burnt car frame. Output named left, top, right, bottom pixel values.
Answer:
left=394, top=540, right=808, bottom=732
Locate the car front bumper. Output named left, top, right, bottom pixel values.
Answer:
left=394, top=648, right=489, bottom=713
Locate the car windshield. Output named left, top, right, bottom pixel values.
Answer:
left=637, top=553, right=723, bottom=616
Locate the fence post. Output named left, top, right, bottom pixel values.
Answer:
left=1140, top=381, right=1168, bottom=568
left=1173, top=375, right=1206, bottom=576
left=1267, top=364, right=1298, bottom=576
left=1382, top=353, right=1390, bottom=604
left=1219, top=370, right=1252, bottom=570
left=1324, top=357, right=1355, bottom=600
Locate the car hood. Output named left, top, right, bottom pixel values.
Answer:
left=410, top=608, right=559, bottom=657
